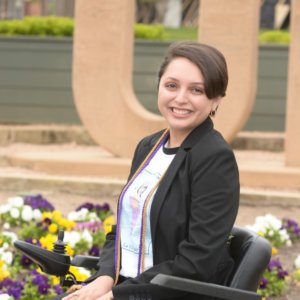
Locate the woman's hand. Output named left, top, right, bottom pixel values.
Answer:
left=95, top=290, right=113, bottom=300
left=62, top=275, right=114, bottom=300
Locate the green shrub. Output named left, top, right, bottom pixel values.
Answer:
left=259, top=30, right=290, bottom=44
left=0, top=16, right=73, bottom=37
left=134, top=23, right=164, bottom=40
left=0, top=18, right=164, bottom=39
left=0, top=17, right=292, bottom=45
left=162, top=27, right=197, bottom=41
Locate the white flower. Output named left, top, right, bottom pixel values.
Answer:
left=77, top=208, right=89, bottom=220
left=0, top=242, right=9, bottom=251
left=0, top=294, right=13, bottom=300
left=0, top=204, right=10, bottom=214
left=64, top=231, right=81, bottom=248
left=88, top=212, right=99, bottom=221
left=264, top=214, right=282, bottom=230
left=21, top=205, right=33, bottom=222
left=3, top=222, right=10, bottom=230
left=10, top=207, right=20, bottom=219
left=3, top=231, right=18, bottom=243
left=246, top=214, right=283, bottom=234
left=67, top=208, right=89, bottom=221
left=279, top=228, right=290, bottom=244
left=1, top=251, right=13, bottom=265
left=33, top=209, right=42, bottom=221
left=8, top=196, right=24, bottom=207
left=81, top=229, right=93, bottom=245
left=67, top=211, right=78, bottom=221
left=295, top=255, right=300, bottom=269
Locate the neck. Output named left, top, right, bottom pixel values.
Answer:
left=168, top=128, right=192, bottom=148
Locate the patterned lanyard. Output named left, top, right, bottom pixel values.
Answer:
left=114, top=129, right=170, bottom=284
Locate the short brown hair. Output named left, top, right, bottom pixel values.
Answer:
left=158, top=41, right=228, bottom=99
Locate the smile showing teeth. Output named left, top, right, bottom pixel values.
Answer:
left=172, top=108, right=191, bottom=115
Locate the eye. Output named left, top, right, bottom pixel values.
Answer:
left=165, top=82, right=177, bottom=90
left=191, top=87, right=204, bottom=95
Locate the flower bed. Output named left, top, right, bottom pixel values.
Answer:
left=1, top=195, right=300, bottom=299
left=0, top=194, right=114, bottom=299
left=247, top=214, right=300, bottom=298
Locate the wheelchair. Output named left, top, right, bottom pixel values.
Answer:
left=14, top=226, right=271, bottom=300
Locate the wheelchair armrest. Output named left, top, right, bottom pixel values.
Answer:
left=71, top=255, right=99, bottom=270
left=150, top=274, right=261, bottom=300
left=14, top=240, right=71, bottom=276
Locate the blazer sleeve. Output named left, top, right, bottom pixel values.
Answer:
left=112, top=147, right=240, bottom=299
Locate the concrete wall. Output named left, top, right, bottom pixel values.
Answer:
left=0, top=37, right=288, bottom=131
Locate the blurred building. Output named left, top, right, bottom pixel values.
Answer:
left=261, top=0, right=290, bottom=29
left=0, top=0, right=291, bottom=30
left=0, top=0, right=75, bottom=19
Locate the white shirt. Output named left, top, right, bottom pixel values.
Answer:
left=119, top=144, right=176, bottom=278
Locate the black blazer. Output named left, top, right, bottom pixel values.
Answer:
left=94, top=117, right=240, bottom=300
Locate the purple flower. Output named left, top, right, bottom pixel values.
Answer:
left=25, top=238, right=41, bottom=247
left=95, top=203, right=110, bottom=212
left=32, top=273, right=48, bottom=286
left=24, top=194, right=55, bottom=211
left=282, top=218, right=300, bottom=240
left=89, top=245, right=100, bottom=257
left=76, top=202, right=94, bottom=211
left=7, top=281, right=23, bottom=299
left=0, top=278, right=13, bottom=289
left=268, top=258, right=282, bottom=271
left=277, top=270, right=288, bottom=279
left=37, top=282, right=51, bottom=295
left=259, top=277, right=268, bottom=289
left=31, top=272, right=51, bottom=294
left=53, top=284, right=64, bottom=295
left=29, top=269, right=39, bottom=276
left=20, top=254, right=33, bottom=267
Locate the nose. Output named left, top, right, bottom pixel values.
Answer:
left=174, top=88, right=188, bottom=104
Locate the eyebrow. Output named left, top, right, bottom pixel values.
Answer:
left=164, top=77, right=204, bottom=85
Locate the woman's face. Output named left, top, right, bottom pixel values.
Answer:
left=158, top=57, right=221, bottom=145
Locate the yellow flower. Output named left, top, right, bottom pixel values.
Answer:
left=66, top=244, right=74, bottom=256
left=39, top=233, right=56, bottom=250
left=0, top=260, right=10, bottom=280
left=257, top=231, right=264, bottom=237
left=49, top=223, right=58, bottom=234
left=58, top=218, right=75, bottom=231
left=51, top=276, right=60, bottom=285
left=103, top=215, right=115, bottom=234
left=52, top=210, right=62, bottom=222
left=69, top=266, right=91, bottom=281
left=272, top=247, right=278, bottom=255
left=42, top=211, right=53, bottom=220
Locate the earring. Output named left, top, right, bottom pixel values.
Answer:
left=209, top=105, right=219, bottom=117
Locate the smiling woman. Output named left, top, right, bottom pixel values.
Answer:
left=50, top=41, right=240, bottom=300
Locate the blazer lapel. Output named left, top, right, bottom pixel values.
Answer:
left=149, top=117, right=214, bottom=241
left=150, top=147, right=187, bottom=241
